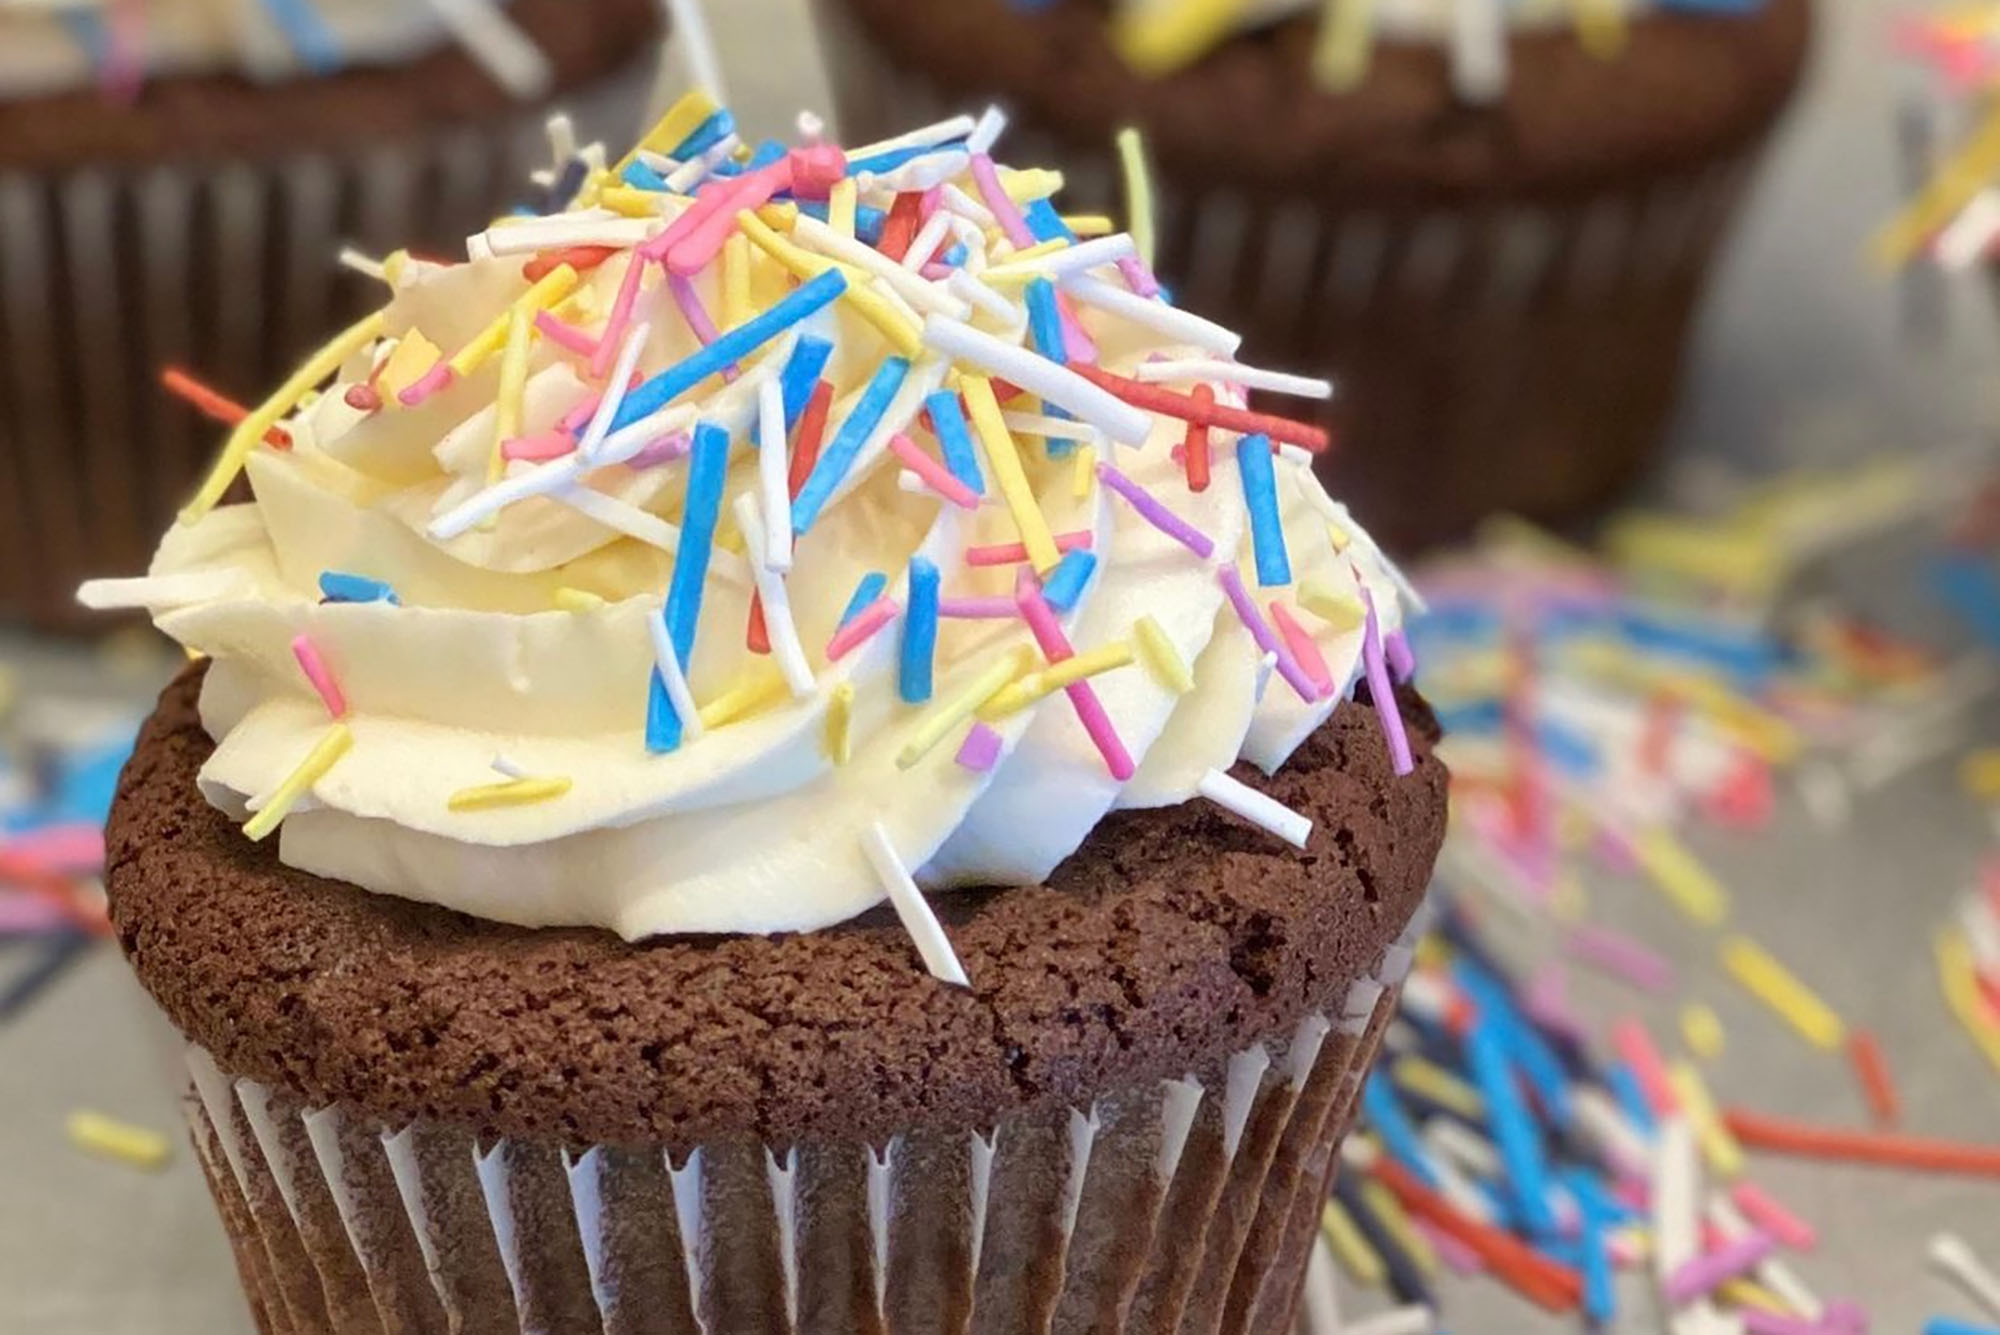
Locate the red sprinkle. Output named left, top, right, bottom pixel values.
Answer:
left=160, top=367, right=291, bottom=449
left=1183, top=384, right=1213, bottom=491
left=877, top=192, right=924, bottom=263
left=1847, top=1030, right=1900, bottom=1128
left=1373, top=1160, right=1583, bottom=1313
left=1066, top=363, right=1332, bottom=453
left=1723, top=1108, right=2000, bottom=1179
left=523, top=245, right=619, bottom=283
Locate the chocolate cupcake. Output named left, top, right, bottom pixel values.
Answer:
left=92, top=93, right=1447, bottom=1333
left=4, top=0, right=664, bottom=630
left=815, top=0, right=1812, bottom=552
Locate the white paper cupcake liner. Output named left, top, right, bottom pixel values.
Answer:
left=173, top=925, right=1420, bottom=1335
left=0, top=53, right=654, bottom=630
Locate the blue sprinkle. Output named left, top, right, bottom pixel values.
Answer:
left=1466, top=1019, right=1557, bottom=1240
left=1023, top=198, right=1075, bottom=244
left=1236, top=433, right=1292, bottom=587
left=670, top=108, right=736, bottom=161
left=940, top=242, right=969, bottom=267
left=743, top=138, right=788, bottom=172
left=840, top=573, right=888, bottom=628
left=49, top=739, right=132, bottom=827
left=255, top=0, right=343, bottom=74
left=779, top=335, right=835, bottom=428
left=1536, top=718, right=1599, bottom=777
left=544, top=158, right=591, bottom=213
left=613, top=270, right=848, bottom=433
left=793, top=356, right=911, bottom=532
left=1023, top=279, right=1068, bottom=366
left=1454, top=957, right=1573, bottom=1129
left=1615, top=607, right=1778, bottom=685
left=318, top=571, right=399, bottom=605
left=794, top=200, right=888, bottom=244
left=1433, top=699, right=1504, bottom=736
left=1360, top=1074, right=1440, bottom=1191
left=1932, top=553, right=2000, bottom=652
left=1605, top=1061, right=1657, bottom=1136
left=57, top=12, right=114, bottom=73
left=900, top=557, right=940, bottom=704
left=1563, top=1170, right=1618, bottom=1325
left=844, top=139, right=967, bottom=178
left=925, top=390, right=984, bottom=496
left=646, top=423, right=729, bottom=753
left=1923, top=1322, right=2000, bottom=1335
left=621, top=159, right=670, bottom=191
left=1039, top=550, right=1098, bottom=613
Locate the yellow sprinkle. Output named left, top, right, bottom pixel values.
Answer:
left=1602, top=513, right=1779, bottom=599
left=1961, top=749, right=2000, bottom=800
left=67, top=1110, right=171, bottom=1171
left=1114, top=126, right=1156, bottom=268
left=1073, top=444, right=1097, bottom=501
left=449, top=264, right=580, bottom=380
left=243, top=724, right=354, bottom=842
left=962, top=376, right=1061, bottom=574
left=828, top=178, right=857, bottom=239
left=1681, top=1003, right=1727, bottom=1061
left=992, top=238, right=1070, bottom=270
left=1298, top=577, right=1365, bottom=633
left=1313, top=0, right=1375, bottom=90
left=180, top=310, right=386, bottom=524
left=1669, top=1060, right=1744, bottom=1181
left=1325, top=520, right=1352, bottom=554
left=618, top=89, right=718, bottom=173
left=1629, top=827, right=1731, bottom=927
left=1112, top=0, right=1253, bottom=75
left=1719, top=1279, right=1793, bottom=1315
left=1320, top=1199, right=1386, bottom=1288
left=827, top=682, right=855, bottom=765
left=736, top=210, right=921, bottom=357
left=999, top=167, right=1066, bottom=204
left=572, top=167, right=612, bottom=210
left=1937, top=929, right=2000, bottom=1076
left=1568, top=0, right=1627, bottom=57
left=553, top=587, right=606, bottom=612
left=698, top=672, right=788, bottom=730
left=1062, top=214, right=1116, bottom=238
left=598, top=186, right=671, bottom=218
left=491, top=303, right=533, bottom=487
left=1720, top=935, right=1845, bottom=1051
left=756, top=201, right=800, bottom=231
left=980, top=642, right=1135, bottom=720
left=721, top=232, right=752, bottom=331
left=1134, top=614, right=1195, bottom=694
left=376, top=330, right=442, bottom=402
left=447, top=776, right=573, bottom=811
left=1392, top=1055, right=1485, bottom=1123
left=1413, top=936, right=1451, bottom=971
left=896, top=649, right=1032, bottom=770
left=381, top=249, right=410, bottom=285
left=1359, top=1179, right=1439, bottom=1278
left=1874, top=100, right=2000, bottom=270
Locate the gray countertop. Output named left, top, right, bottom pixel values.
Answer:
left=6, top=1, right=2000, bottom=1331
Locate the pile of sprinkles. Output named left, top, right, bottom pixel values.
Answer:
left=87, top=91, right=1419, bottom=987
left=1322, top=469, right=2000, bottom=1333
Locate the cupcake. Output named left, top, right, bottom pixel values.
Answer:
left=91, top=92, right=1447, bottom=1333
left=5, top=0, right=664, bottom=631
left=814, top=0, right=1812, bottom=552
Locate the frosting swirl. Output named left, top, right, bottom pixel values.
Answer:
left=93, top=100, right=1419, bottom=963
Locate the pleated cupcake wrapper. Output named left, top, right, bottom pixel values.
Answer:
left=0, top=56, right=655, bottom=632
left=818, top=8, right=1780, bottom=547
left=174, top=925, right=1418, bottom=1335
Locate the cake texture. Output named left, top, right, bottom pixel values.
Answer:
left=3, top=0, right=663, bottom=630
left=92, top=89, right=1449, bottom=1333
left=818, top=0, right=1813, bottom=550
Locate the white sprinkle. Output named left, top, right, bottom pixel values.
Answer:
left=1936, top=190, right=2000, bottom=270
left=985, top=234, right=1136, bottom=285
left=490, top=754, right=530, bottom=779
left=999, top=411, right=1105, bottom=445
left=1652, top=1120, right=1704, bottom=1334
left=1135, top=358, right=1334, bottom=400
left=922, top=314, right=1153, bottom=445
left=846, top=114, right=977, bottom=164
left=593, top=400, right=700, bottom=468
left=1932, top=1234, right=2000, bottom=1321
left=1449, top=0, right=1508, bottom=105
left=947, top=270, right=1018, bottom=327
left=857, top=150, right=971, bottom=197
left=336, top=247, right=387, bottom=282
left=733, top=495, right=815, bottom=698
left=1341, top=1306, right=1435, bottom=1335
left=426, top=0, right=553, bottom=99
left=791, top=216, right=969, bottom=319
left=666, top=134, right=741, bottom=194
left=77, top=571, right=245, bottom=610
left=646, top=613, right=703, bottom=745
left=556, top=486, right=683, bottom=553
left=939, top=182, right=997, bottom=229
left=902, top=211, right=955, bottom=272
left=755, top=375, right=793, bottom=573
left=544, top=113, right=577, bottom=168
left=474, top=216, right=657, bottom=259
left=861, top=822, right=970, bottom=987
left=1197, top=769, right=1311, bottom=848
left=1058, top=274, right=1242, bottom=356
left=966, top=104, right=1009, bottom=157
left=664, top=0, right=729, bottom=103
left=1708, top=1196, right=1823, bottom=1321
left=795, top=110, right=825, bottom=145
left=1254, top=651, right=1278, bottom=704
left=577, top=320, right=652, bottom=463
left=1301, top=1238, right=1342, bottom=1335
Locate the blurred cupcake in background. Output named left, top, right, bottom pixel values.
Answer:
left=3, top=0, right=664, bottom=630
left=815, top=0, right=1812, bottom=553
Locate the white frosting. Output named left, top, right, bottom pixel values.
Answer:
left=130, top=143, right=1409, bottom=942
left=0, top=0, right=514, bottom=99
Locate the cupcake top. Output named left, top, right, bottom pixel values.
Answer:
left=85, top=96, right=1421, bottom=984
left=0, top=0, right=552, bottom=100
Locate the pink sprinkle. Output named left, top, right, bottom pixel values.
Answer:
left=787, top=145, right=846, bottom=200
left=1730, top=1182, right=1817, bottom=1252
left=535, top=309, right=600, bottom=359
left=291, top=633, right=348, bottom=718
left=920, top=261, right=956, bottom=282
left=344, top=384, right=382, bottom=412
left=0, top=823, right=104, bottom=877
left=0, top=891, right=68, bottom=936
left=1665, top=1230, right=1778, bottom=1305
left=593, top=253, right=654, bottom=379
left=964, top=532, right=1092, bottom=567
left=1413, top=1216, right=1484, bottom=1276
left=1269, top=600, right=1335, bottom=698
left=666, top=164, right=792, bottom=276
left=1607, top=1230, right=1650, bottom=1269
left=939, top=596, right=1017, bottom=619
left=397, top=362, right=454, bottom=407
left=1116, top=255, right=1161, bottom=299
left=502, top=431, right=576, bottom=463
left=1361, top=592, right=1413, bottom=775
left=1217, top=565, right=1319, bottom=705
left=1096, top=463, right=1215, bottom=559
left=970, top=153, right=1037, bottom=250
left=1055, top=290, right=1099, bottom=364
left=1592, top=826, right=1640, bottom=875
left=826, top=596, right=899, bottom=662
left=1521, top=964, right=1590, bottom=1050
left=918, top=185, right=945, bottom=221
left=888, top=433, right=979, bottom=510
left=1742, top=1311, right=1835, bottom=1335
left=956, top=722, right=1004, bottom=772
left=668, top=273, right=735, bottom=381
left=627, top=432, right=690, bottom=470
left=1610, top=1019, right=1679, bottom=1117
left=1564, top=924, right=1676, bottom=994
left=1015, top=568, right=1134, bottom=780
left=558, top=387, right=606, bottom=434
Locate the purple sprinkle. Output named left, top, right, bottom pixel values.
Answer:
left=1362, top=592, right=1414, bottom=776
left=969, top=153, right=1036, bottom=250
left=956, top=722, right=1003, bottom=772
left=1387, top=629, right=1416, bottom=682
left=939, top=596, right=1017, bottom=619
left=627, top=432, right=691, bottom=470
left=0, top=892, right=68, bottom=937
left=1096, top=462, right=1215, bottom=559
left=668, top=273, right=737, bottom=382
left=1116, top=255, right=1161, bottom=299
left=1216, top=565, right=1318, bottom=704
left=1665, top=1230, right=1779, bottom=1305
left=1565, top=924, right=1676, bottom=994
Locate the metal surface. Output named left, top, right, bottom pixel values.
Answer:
left=6, top=0, right=2000, bottom=1330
